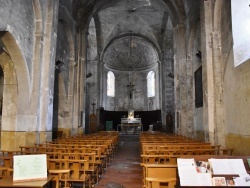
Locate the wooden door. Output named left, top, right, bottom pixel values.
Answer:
left=89, top=113, right=97, bottom=133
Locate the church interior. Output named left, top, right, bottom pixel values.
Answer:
left=0, top=0, right=250, bottom=187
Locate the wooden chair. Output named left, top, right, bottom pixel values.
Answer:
left=144, top=164, right=177, bottom=188
left=64, top=159, right=92, bottom=188
left=146, top=177, right=176, bottom=188
left=79, top=153, right=99, bottom=184
left=47, top=159, right=70, bottom=188
left=0, top=156, right=13, bottom=168
left=0, top=167, right=9, bottom=179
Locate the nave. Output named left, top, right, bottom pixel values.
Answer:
left=1, top=130, right=249, bottom=188
left=95, top=134, right=142, bottom=188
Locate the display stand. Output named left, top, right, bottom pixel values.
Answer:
left=13, top=154, right=47, bottom=182
left=177, top=155, right=250, bottom=187
left=0, top=154, right=52, bottom=188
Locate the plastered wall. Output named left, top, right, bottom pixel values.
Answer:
left=222, top=1, right=250, bottom=155
left=224, top=56, right=250, bottom=155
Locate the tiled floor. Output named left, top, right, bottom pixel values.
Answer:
left=94, top=134, right=143, bottom=188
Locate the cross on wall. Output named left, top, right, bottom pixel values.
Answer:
left=127, top=82, right=135, bottom=99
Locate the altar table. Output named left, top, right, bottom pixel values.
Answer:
left=117, top=123, right=143, bottom=134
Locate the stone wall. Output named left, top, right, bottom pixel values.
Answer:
left=217, top=0, right=250, bottom=154
left=224, top=55, right=250, bottom=154
left=102, top=67, right=159, bottom=111
left=0, top=0, right=60, bottom=150
left=0, top=0, right=34, bottom=74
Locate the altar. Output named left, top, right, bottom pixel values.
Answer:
left=118, top=117, right=142, bottom=134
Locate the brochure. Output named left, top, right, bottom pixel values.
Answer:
left=178, top=158, right=249, bottom=186
left=233, top=173, right=250, bottom=186
left=209, top=158, right=247, bottom=175
left=195, top=160, right=213, bottom=173
left=177, top=158, right=213, bottom=186
left=212, top=177, right=226, bottom=186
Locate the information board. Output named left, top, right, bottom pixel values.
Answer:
left=13, top=154, right=47, bottom=182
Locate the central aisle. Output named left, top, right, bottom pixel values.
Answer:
left=95, top=134, right=143, bottom=188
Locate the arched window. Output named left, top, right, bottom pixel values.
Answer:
left=107, top=71, right=115, bottom=97
left=231, top=0, right=250, bottom=66
left=147, top=71, right=155, bottom=97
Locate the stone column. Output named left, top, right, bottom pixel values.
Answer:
left=31, top=0, right=45, bottom=144
left=70, top=32, right=82, bottom=135
left=212, top=31, right=225, bottom=147
left=201, top=0, right=215, bottom=144
left=173, top=24, right=188, bottom=136
left=186, top=54, right=195, bottom=138
left=159, top=60, right=166, bottom=130
left=37, top=0, right=59, bottom=142
left=78, top=29, right=87, bottom=133
left=86, top=59, right=99, bottom=133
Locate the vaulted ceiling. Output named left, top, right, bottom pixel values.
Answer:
left=74, top=0, right=188, bottom=71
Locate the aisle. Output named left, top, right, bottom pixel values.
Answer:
left=95, top=134, right=142, bottom=188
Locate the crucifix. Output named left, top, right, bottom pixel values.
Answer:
left=91, top=102, right=96, bottom=114
left=127, top=82, right=135, bottom=99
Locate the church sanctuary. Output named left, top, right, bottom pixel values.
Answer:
left=0, top=0, right=250, bottom=188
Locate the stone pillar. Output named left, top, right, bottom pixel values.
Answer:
left=37, top=0, right=59, bottom=143
left=212, top=31, right=225, bottom=147
left=86, top=59, right=99, bottom=133
left=201, top=0, right=215, bottom=144
left=32, top=0, right=45, bottom=143
left=186, top=55, right=195, bottom=138
left=159, top=60, right=166, bottom=130
left=173, top=24, right=188, bottom=136
left=72, top=52, right=84, bottom=135
left=78, top=29, right=87, bottom=134
left=162, top=57, right=175, bottom=132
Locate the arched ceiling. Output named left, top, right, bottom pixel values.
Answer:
left=103, top=36, right=158, bottom=71
left=76, top=0, right=186, bottom=71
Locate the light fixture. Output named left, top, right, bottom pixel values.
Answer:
left=168, top=73, right=174, bottom=78
left=86, top=72, right=92, bottom=78
left=196, top=51, right=202, bottom=59
left=55, top=60, right=64, bottom=69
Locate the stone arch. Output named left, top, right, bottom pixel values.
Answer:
left=0, top=31, right=29, bottom=150
left=77, top=0, right=183, bottom=31
left=0, top=51, right=17, bottom=149
left=100, top=33, right=161, bottom=63
left=1, top=33, right=30, bottom=111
